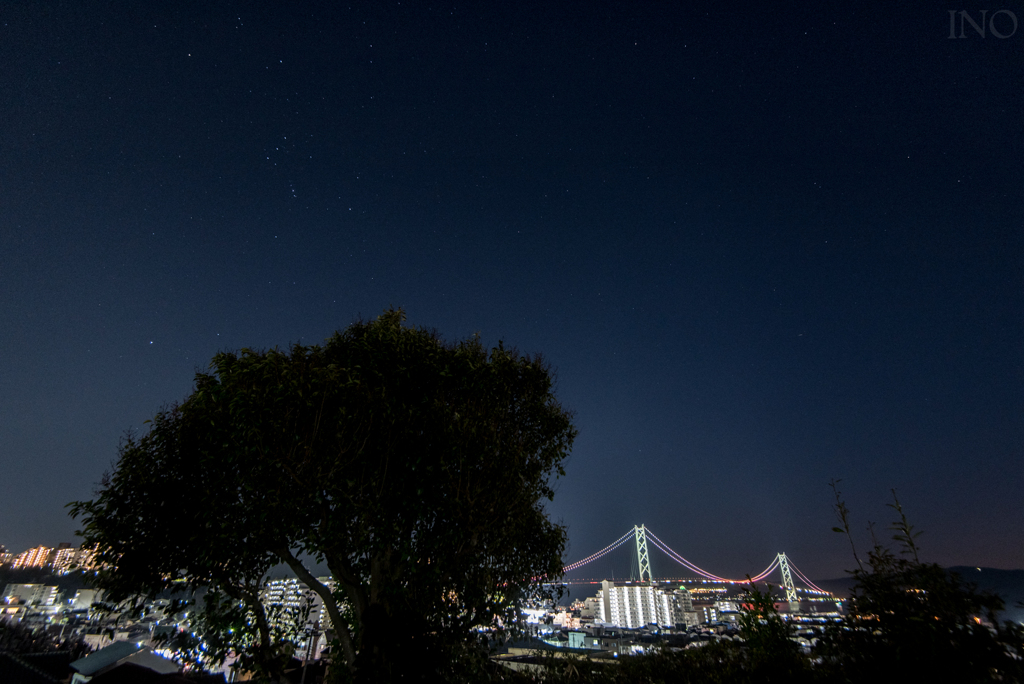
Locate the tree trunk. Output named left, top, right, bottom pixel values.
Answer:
left=275, top=547, right=358, bottom=668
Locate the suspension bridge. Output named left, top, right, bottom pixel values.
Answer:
left=558, top=525, right=832, bottom=603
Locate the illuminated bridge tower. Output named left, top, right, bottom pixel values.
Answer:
left=777, top=552, right=799, bottom=612
left=634, top=524, right=652, bottom=584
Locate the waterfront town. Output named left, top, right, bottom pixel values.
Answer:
left=1, top=541, right=844, bottom=681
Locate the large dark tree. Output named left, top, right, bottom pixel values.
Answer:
left=70, top=310, right=577, bottom=682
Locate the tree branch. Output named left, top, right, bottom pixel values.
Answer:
left=274, top=547, right=357, bottom=668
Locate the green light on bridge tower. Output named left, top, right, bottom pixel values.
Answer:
left=634, top=524, right=651, bottom=583
left=778, top=552, right=799, bottom=610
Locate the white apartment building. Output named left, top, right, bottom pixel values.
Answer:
left=261, top=577, right=336, bottom=658
left=263, top=578, right=321, bottom=629
left=2, top=583, right=60, bottom=606
left=596, top=580, right=675, bottom=628
left=590, top=581, right=700, bottom=629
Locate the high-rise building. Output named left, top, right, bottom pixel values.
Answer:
left=596, top=580, right=681, bottom=628
left=2, top=583, right=60, bottom=606
left=261, top=578, right=336, bottom=631
left=12, top=546, right=53, bottom=570
left=261, top=577, right=335, bottom=660
left=51, top=544, right=77, bottom=575
left=74, top=547, right=99, bottom=571
left=671, top=588, right=701, bottom=628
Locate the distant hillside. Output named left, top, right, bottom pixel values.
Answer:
left=813, top=567, right=1024, bottom=624
left=948, top=567, right=1024, bottom=624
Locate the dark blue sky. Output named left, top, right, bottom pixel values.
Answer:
left=1, top=2, right=1021, bottom=579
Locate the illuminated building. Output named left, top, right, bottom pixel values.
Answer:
left=2, top=583, right=59, bottom=606
left=596, top=580, right=683, bottom=628
left=51, top=544, right=77, bottom=575
left=12, top=546, right=52, bottom=569
left=671, top=587, right=701, bottom=628
left=261, top=577, right=336, bottom=659
left=74, top=547, right=99, bottom=571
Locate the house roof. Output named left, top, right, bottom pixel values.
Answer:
left=117, top=650, right=179, bottom=675
left=70, top=641, right=143, bottom=676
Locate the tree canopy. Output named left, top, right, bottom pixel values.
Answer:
left=70, top=310, right=577, bottom=681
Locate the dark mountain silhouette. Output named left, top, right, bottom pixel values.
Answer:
left=814, top=567, right=1024, bottom=624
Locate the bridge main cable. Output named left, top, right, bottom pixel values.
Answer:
left=645, top=529, right=780, bottom=583
left=787, top=558, right=828, bottom=594
left=562, top=528, right=636, bottom=574
left=560, top=526, right=790, bottom=586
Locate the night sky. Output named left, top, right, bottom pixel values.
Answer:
left=2, top=2, right=1022, bottom=581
